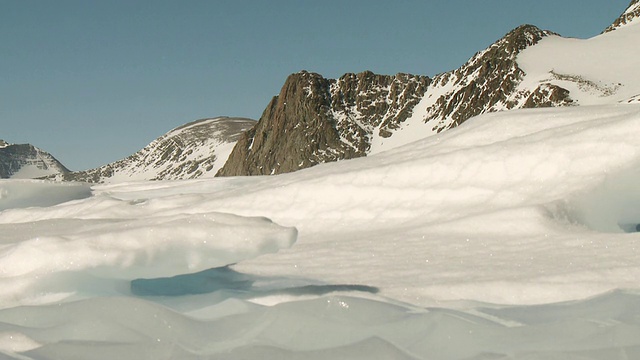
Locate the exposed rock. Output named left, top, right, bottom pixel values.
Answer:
left=218, top=71, right=430, bottom=176
left=218, top=25, right=573, bottom=177
left=0, top=141, right=69, bottom=179
left=604, top=0, right=640, bottom=33
left=523, top=84, right=573, bottom=108
left=423, top=25, right=564, bottom=133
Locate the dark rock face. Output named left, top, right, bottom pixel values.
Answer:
left=59, top=117, right=255, bottom=183
left=217, top=71, right=430, bottom=176
left=0, top=141, right=69, bottom=179
left=604, top=0, right=640, bottom=33
left=219, top=72, right=351, bottom=176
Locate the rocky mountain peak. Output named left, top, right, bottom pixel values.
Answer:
left=422, top=24, right=566, bottom=133
left=0, top=141, right=69, bottom=179
left=604, top=0, right=640, bottom=32
left=217, top=70, right=430, bottom=176
left=496, top=24, right=554, bottom=54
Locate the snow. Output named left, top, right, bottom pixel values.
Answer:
left=8, top=164, right=61, bottom=179
left=517, top=21, right=640, bottom=105
left=1, top=103, right=640, bottom=358
left=84, top=117, right=253, bottom=183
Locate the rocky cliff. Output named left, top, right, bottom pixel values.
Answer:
left=57, top=117, right=254, bottom=183
left=0, top=141, right=70, bottom=179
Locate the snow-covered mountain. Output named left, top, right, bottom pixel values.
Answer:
left=57, top=117, right=255, bottom=183
left=0, top=140, right=69, bottom=179
left=219, top=2, right=640, bottom=176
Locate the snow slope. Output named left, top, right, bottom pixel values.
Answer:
left=1, top=103, right=640, bottom=359
left=517, top=19, right=640, bottom=106
left=58, top=117, right=255, bottom=183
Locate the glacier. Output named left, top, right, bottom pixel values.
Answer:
left=1, top=103, right=640, bottom=359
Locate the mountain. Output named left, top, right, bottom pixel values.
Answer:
left=218, top=2, right=640, bottom=177
left=56, top=117, right=255, bottom=183
left=217, top=71, right=430, bottom=176
left=0, top=140, right=70, bottom=179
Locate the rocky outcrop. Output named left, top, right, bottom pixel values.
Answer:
left=604, top=0, right=640, bottom=33
left=0, top=141, right=70, bottom=179
left=57, top=117, right=254, bottom=183
left=217, top=71, right=430, bottom=176
left=423, top=25, right=571, bottom=133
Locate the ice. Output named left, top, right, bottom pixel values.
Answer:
left=0, top=184, right=297, bottom=309
left=2, top=104, right=640, bottom=358
left=2, top=290, right=640, bottom=359
left=0, top=180, right=91, bottom=211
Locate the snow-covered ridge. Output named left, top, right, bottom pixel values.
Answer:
left=604, top=0, right=640, bottom=32
left=517, top=19, right=640, bottom=106
left=58, top=116, right=255, bottom=183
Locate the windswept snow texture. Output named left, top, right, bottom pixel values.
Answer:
left=1, top=104, right=640, bottom=359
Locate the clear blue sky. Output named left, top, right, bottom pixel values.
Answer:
left=1, top=0, right=631, bottom=171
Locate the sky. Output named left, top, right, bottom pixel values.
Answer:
left=0, top=0, right=632, bottom=171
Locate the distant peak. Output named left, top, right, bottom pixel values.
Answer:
left=604, top=0, right=640, bottom=33
left=500, top=24, right=555, bottom=51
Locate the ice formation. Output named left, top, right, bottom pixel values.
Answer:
left=1, top=104, right=640, bottom=359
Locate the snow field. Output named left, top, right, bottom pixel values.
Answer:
left=1, top=104, right=640, bottom=358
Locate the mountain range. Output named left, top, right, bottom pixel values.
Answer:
left=219, top=0, right=640, bottom=176
left=4, top=0, right=639, bottom=182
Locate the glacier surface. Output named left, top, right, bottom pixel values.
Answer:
left=1, top=104, right=640, bottom=359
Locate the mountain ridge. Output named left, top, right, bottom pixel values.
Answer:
left=55, top=117, right=255, bottom=183
left=604, top=0, right=640, bottom=32
left=217, top=71, right=430, bottom=176
left=0, top=140, right=69, bottom=179
left=9, top=2, right=638, bottom=182
left=217, top=25, right=568, bottom=177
